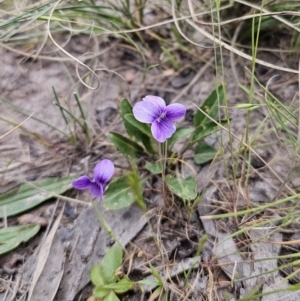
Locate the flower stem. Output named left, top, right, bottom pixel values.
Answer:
left=160, top=141, right=168, bottom=206
left=91, top=200, right=127, bottom=254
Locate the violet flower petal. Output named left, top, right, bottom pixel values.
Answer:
left=143, top=95, right=166, bottom=111
left=90, top=183, right=104, bottom=199
left=165, top=104, right=186, bottom=121
left=94, top=159, right=115, bottom=184
left=151, top=118, right=176, bottom=143
left=72, top=176, right=92, bottom=190
left=133, top=101, right=161, bottom=123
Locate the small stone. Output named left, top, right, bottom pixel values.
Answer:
left=18, top=214, right=48, bottom=227
left=124, top=70, right=135, bottom=83
left=292, top=178, right=300, bottom=189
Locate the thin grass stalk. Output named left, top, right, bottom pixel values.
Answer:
left=52, top=86, right=69, bottom=127
left=0, top=97, right=69, bottom=139
left=244, top=3, right=264, bottom=188
left=74, top=92, right=90, bottom=142
left=210, top=0, right=236, bottom=196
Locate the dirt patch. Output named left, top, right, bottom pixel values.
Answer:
left=1, top=24, right=300, bottom=301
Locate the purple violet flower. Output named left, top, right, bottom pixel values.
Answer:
left=72, top=159, right=114, bottom=199
left=133, top=95, right=186, bottom=143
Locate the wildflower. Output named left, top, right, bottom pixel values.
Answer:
left=133, top=95, right=186, bottom=143
left=72, top=159, right=114, bottom=199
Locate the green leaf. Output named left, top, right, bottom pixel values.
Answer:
left=102, top=244, right=123, bottom=284
left=120, top=98, right=133, bottom=115
left=166, top=175, right=197, bottom=200
left=126, top=169, right=146, bottom=211
left=91, top=264, right=105, bottom=287
left=108, top=132, right=144, bottom=159
left=149, top=263, right=163, bottom=285
left=93, top=287, right=109, bottom=298
left=104, top=290, right=120, bottom=301
left=161, top=46, right=179, bottom=70
left=162, top=291, right=168, bottom=301
left=137, top=279, right=159, bottom=289
left=0, top=175, right=77, bottom=218
left=103, top=278, right=134, bottom=293
left=235, top=103, right=262, bottom=110
left=124, top=113, right=155, bottom=154
left=124, top=114, right=151, bottom=137
left=194, top=85, right=224, bottom=127
left=104, top=176, right=135, bottom=210
left=191, top=120, right=228, bottom=144
left=145, top=162, right=163, bottom=174
left=120, top=99, right=135, bottom=138
left=140, top=135, right=156, bottom=155
left=194, top=142, right=217, bottom=164
left=150, top=287, right=163, bottom=301
left=0, top=224, right=40, bottom=255
left=168, top=127, right=194, bottom=148
left=120, top=100, right=155, bottom=154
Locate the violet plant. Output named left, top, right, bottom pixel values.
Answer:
left=132, top=96, right=186, bottom=204
left=72, top=87, right=226, bottom=212
left=73, top=88, right=226, bottom=300
left=104, top=86, right=226, bottom=211
left=72, top=87, right=226, bottom=210
left=90, top=244, right=134, bottom=301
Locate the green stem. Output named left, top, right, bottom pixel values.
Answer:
left=91, top=200, right=127, bottom=255
left=160, top=141, right=168, bottom=206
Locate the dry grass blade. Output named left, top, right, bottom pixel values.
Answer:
left=47, top=0, right=100, bottom=90
left=26, top=204, right=65, bottom=301
left=171, top=0, right=299, bottom=74
left=0, top=112, right=34, bottom=140
left=192, top=104, right=296, bottom=196
left=235, top=0, right=300, bottom=34
left=185, top=18, right=298, bottom=74
left=171, top=56, right=214, bottom=103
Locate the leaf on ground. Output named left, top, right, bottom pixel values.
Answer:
left=29, top=234, right=65, bottom=301
left=168, top=127, right=194, bottom=148
left=145, top=162, right=163, bottom=174
left=194, top=141, right=217, bottom=164
left=137, top=279, right=160, bottom=290
left=0, top=175, right=77, bottom=218
left=27, top=206, right=65, bottom=301
left=110, top=277, right=134, bottom=294
left=53, top=205, right=148, bottom=300
left=149, top=287, right=163, bottom=301
left=91, top=264, right=106, bottom=287
left=191, top=120, right=228, bottom=144
left=108, top=132, right=145, bottom=159
left=93, top=287, right=109, bottom=298
left=149, top=263, right=163, bottom=285
left=104, top=176, right=135, bottom=210
left=102, top=244, right=123, bottom=284
left=0, top=224, right=40, bottom=255
left=166, top=175, right=197, bottom=200
left=104, top=290, right=120, bottom=301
